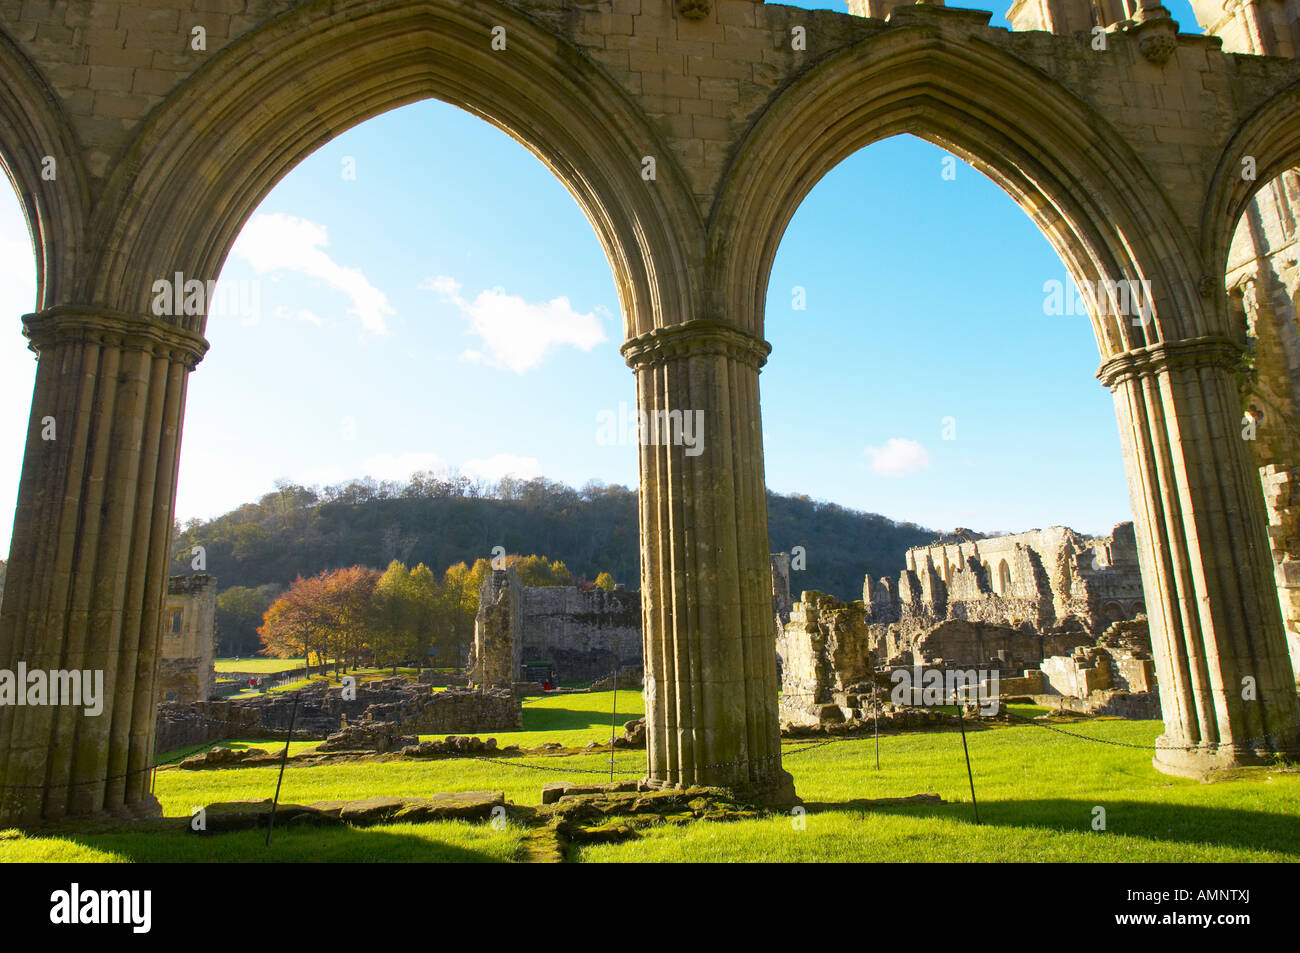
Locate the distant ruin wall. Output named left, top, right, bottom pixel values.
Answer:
left=779, top=592, right=875, bottom=723
left=866, top=523, right=1145, bottom=648
left=469, top=566, right=642, bottom=684
left=157, top=574, right=217, bottom=705
left=155, top=679, right=521, bottom=755
left=519, top=585, right=641, bottom=682
left=469, top=569, right=523, bottom=688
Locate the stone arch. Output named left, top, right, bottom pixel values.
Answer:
left=1202, top=77, right=1300, bottom=295
left=711, top=29, right=1205, bottom=353
left=1, top=0, right=711, bottom=825
left=0, top=26, right=88, bottom=309
left=85, top=0, right=701, bottom=337
left=709, top=26, right=1299, bottom=779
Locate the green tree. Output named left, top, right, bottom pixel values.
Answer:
left=594, top=571, right=616, bottom=591
left=510, top=554, right=574, bottom=587
left=371, top=560, right=416, bottom=673
left=216, top=584, right=279, bottom=656
left=319, top=566, right=380, bottom=673
left=441, top=558, right=491, bottom=667
left=408, top=563, right=439, bottom=671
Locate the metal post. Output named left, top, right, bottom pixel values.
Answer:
left=609, top=664, right=620, bottom=781
left=265, top=693, right=299, bottom=847
left=955, top=696, right=979, bottom=825
left=873, top=681, right=880, bottom=770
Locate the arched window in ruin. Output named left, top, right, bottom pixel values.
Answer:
left=998, top=559, right=1012, bottom=596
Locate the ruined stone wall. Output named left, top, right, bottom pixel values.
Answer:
left=1260, top=465, right=1300, bottom=683
left=778, top=592, right=875, bottom=726
left=157, top=574, right=216, bottom=705
left=518, top=585, right=641, bottom=682
left=154, top=678, right=521, bottom=754
left=469, top=566, right=644, bottom=684
left=774, top=529, right=1158, bottom=720
left=469, top=568, right=522, bottom=688
left=871, top=524, right=1145, bottom=641
left=361, top=686, right=521, bottom=734
left=911, top=620, right=1044, bottom=670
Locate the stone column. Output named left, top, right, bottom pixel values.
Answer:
left=0, top=307, right=207, bottom=826
left=622, top=320, right=796, bottom=807
left=1100, top=335, right=1300, bottom=777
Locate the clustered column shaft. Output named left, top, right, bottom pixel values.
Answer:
left=1101, top=335, right=1300, bottom=775
left=623, top=320, right=795, bottom=806
left=0, top=307, right=207, bottom=826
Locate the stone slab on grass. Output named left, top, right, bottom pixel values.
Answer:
left=193, top=791, right=505, bottom=833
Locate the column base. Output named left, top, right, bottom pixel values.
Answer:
left=1152, top=733, right=1300, bottom=779
left=735, top=768, right=799, bottom=810
left=641, top=768, right=799, bottom=810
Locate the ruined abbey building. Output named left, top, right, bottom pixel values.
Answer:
left=4, top=0, right=1300, bottom=823
left=156, top=574, right=217, bottom=706
left=775, top=525, right=1160, bottom=728
left=866, top=524, right=1145, bottom=659
left=469, top=567, right=642, bottom=689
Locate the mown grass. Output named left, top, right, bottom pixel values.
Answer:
left=4, top=695, right=1298, bottom=862
left=1, top=821, right=524, bottom=863
left=214, top=658, right=310, bottom=675
left=493, top=689, right=646, bottom=748
left=580, top=718, right=1300, bottom=862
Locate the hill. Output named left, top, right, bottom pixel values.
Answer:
left=168, top=474, right=940, bottom=603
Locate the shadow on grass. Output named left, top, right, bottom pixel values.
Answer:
left=801, top=797, right=1300, bottom=857
left=41, top=823, right=511, bottom=863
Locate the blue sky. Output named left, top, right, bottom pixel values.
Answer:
left=0, top=0, right=1206, bottom=556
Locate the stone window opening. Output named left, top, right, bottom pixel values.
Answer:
left=998, top=560, right=1013, bottom=596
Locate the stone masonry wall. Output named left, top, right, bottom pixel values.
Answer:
left=1260, top=464, right=1300, bottom=684
left=469, top=568, right=522, bottom=688
left=778, top=591, right=875, bottom=724
left=154, top=678, right=521, bottom=754
left=519, top=585, right=641, bottom=681
left=157, top=573, right=217, bottom=705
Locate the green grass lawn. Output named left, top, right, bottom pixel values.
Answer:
left=4, top=694, right=1298, bottom=862
left=214, top=658, right=310, bottom=675
left=493, top=689, right=646, bottom=749
left=1, top=821, right=524, bottom=863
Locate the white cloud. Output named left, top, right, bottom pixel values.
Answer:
left=863, top=438, right=931, bottom=477
left=273, top=305, right=324, bottom=327
left=232, top=213, right=393, bottom=334
left=423, top=275, right=605, bottom=373
left=362, top=452, right=448, bottom=483
left=462, top=453, right=542, bottom=482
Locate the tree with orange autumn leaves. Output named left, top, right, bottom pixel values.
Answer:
left=257, top=555, right=603, bottom=672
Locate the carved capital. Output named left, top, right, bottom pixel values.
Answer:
left=1131, top=15, right=1177, bottom=66
left=621, top=319, right=771, bottom=371
left=677, top=0, right=712, bottom=20
left=1097, top=335, right=1243, bottom=388
left=23, top=306, right=211, bottom=369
